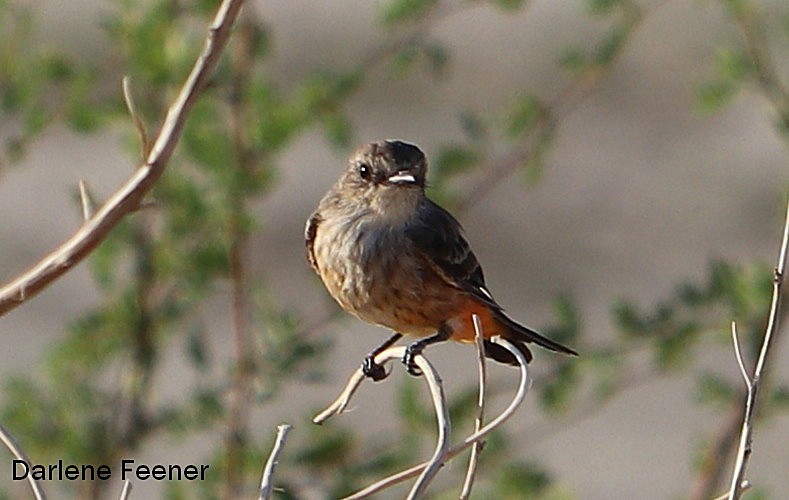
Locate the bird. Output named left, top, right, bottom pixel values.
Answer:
left=305, top=140, right=577, bottom=380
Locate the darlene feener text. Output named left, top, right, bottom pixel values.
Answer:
left=13, top=459, right=210, bottom=481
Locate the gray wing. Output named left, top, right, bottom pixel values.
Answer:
left=404, top=199, right=498, bottom=307
left=305, top=211, right=322, bottom=274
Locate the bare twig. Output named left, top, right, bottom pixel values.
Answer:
left=726, top=198, right=789, bottom=499
left=407, top=353, right=450, bottom=500
left=713, top=481, right=750, bottom=500
left=343, top=336, right=530, bottom=499
left=730, top=322, right=749, bottom=387
left=0, top=0, right=247, bottom=317
left=258, top=424, right=292, bottom=500
left=0, top=423, right=46, bottom=500
left=459, top=314, right=487, bottom=500
left=118, top=480, right=132, bottom=500
left=78, top=180, right=94, bottom=221
left=122, top=76, right=149, bottom=159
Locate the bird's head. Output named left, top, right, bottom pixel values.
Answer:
left=339, top=140, right=427, bottom=217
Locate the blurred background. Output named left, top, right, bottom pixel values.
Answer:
left=0, top=0, right=787, bottom=498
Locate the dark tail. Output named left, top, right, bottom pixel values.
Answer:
left=484, top=310, right=578, bottom=366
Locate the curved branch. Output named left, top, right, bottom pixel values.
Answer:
left=313, top=346, right=451, bottom=498
left=0, top=0, right=247, bottom=317
left=0, top=423, right=46, bottom=500
left=459, top=314, right=487, bottom=499
left=343, top=336, right=531, bottom=499
left=407, top=353, right=450, bottom=500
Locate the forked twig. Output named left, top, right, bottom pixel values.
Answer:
left=0, top=423, right=46, bottom=500
left=725, top=198, right=789, bottom=499
left=342, top=336, right=531, bottom=499
left=459, top=314, right=487, bottom=499
left=258, top=424, right=293, bottom=500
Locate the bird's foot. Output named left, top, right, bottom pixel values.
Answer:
left=402, top=344, right=423, bottom=377
left=362, top=355, right=390, bottom=382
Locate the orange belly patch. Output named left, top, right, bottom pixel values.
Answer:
left=446, top=299, right=502, bottom=343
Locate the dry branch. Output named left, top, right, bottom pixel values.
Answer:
left=459, top=314, right=487, bottom=499
left=258, top=424, right=292, bottom=500
left=0, top=423, right=46, bottom=500
left=725, top=198, right=789, bottom=499
left=118, top=479, right=132, bottom=500
left=313, top=346, right=451, bottom=498
left=0, top=0, right=247, bottom=317
left=341, top=336, right=531, bottom=499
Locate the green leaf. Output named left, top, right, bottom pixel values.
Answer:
left=295, top=426, right=354, bottom=468
left=490, top=462, right=552, bottom=497
left=697, top=80, right=739, bottom=113
left=397, top=379, right=434, bottom=429
left=433, top=146, right=479, bottom=177
left=654, top=323, right=697, bottom=370
left=587, top=0, right=623, bottom=16
left=539, top=362, right=578, bottom=413
left=422, top=42, right=449, bottom=77
left=715, top=47, right=751, bottom=81
left=612, top=300, right=645, bottom=334
left=492, top=0, right=526, bottom=11
left=697, top=372, right=737, bottom=406
left=379, top=0, right=438, bottom=25
left=391, top=43, right=420, bottom=75
left=504, top=93, right=544, bottom=138
left=594, top=26, right=627, bottom=65
left=182, top=100, right=234, bottom=172
left=459, top=110, right=487, bottom=141
left=558, top=46, right=588, bottom=74
left=321, top=113, right=354, bottom=149
left=769, top=384, right=789, bottom=409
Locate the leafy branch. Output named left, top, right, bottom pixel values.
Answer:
left=0, top=0, right=247, bottom=317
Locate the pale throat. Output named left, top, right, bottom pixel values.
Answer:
left=368, top=186, right=421, bottom=225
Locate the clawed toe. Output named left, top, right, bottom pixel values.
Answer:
left=362, top=356, right=389, bottom=382
left=402, top=349, right=423, bottom=377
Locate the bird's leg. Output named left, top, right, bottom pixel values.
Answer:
left=362, top=332, right=403, bottom=382
left=403, top=325, right=451, bottom=377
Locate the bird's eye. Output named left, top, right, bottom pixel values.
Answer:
left=358, top=162, right=371, bottom=180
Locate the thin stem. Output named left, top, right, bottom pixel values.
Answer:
left=459, top=314, right=487, bottom=499
left=258, top=424, right=293, bottom=500
left=0, top=424, right=46, bottom=500
left=222, top=14, right=258, bottom=500
left=731, top=322, right=750, bottom=387
left=407, top=354, right=450, bottom=500
left=118, top=480, right=132, bottom=500
left=726, top=198, right=789, bottom=499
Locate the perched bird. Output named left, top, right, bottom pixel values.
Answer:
left=306, top=140, right=577, bottom=380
